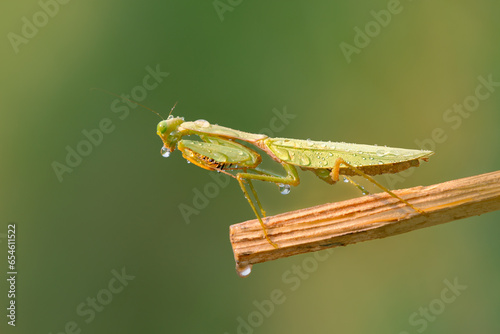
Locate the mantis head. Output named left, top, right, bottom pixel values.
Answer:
left=157, top=116, right=185, bottom=156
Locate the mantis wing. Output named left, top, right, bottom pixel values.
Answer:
left=265, top=138, right=434, bottom=168
left=178, top=139, right=261, bottom=168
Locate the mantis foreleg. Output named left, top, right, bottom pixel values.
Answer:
left=236, top=164, right=300, bottom=248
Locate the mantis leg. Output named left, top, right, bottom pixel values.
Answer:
left=243, top=166, right=298, bottom=217
left=245, top=179, right=266, bottom=217
left=330, top=158, right=424, bottom=214
left=343, top=176, right=370, bottom=195
left=236, top=164, right=300, bottom=248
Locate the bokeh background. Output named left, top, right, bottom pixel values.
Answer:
left=1, top=1, right=499, bottom=333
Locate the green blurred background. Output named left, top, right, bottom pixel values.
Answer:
left=1, top=1, right=499, bottom=333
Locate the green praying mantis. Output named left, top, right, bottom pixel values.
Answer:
left=157, top=114, right=434, bottom=248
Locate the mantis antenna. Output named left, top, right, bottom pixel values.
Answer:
left=168, top=101, right=178, bottom=118
left=90, top=87, right=164, bottom=120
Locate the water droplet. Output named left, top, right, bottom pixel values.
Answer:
left=161, top=146, right=170, bottom=158
left=212, top=151, right=228, bottom=162
left=278, top=183, right=291, bottom=195
left=187, top=160, right=190, bottom=164
left=328, top=153, right=333, bottom=157
left=236, top=264, right=253, bottom=278
left=299, top=155, right=311, bottom=166
left=274, top=147, right=290, bottom=160
left=343, top=177, right=349, bottom=183
left=194, top=119, right=210, bottom=128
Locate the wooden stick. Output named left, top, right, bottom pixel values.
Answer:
left=230, top=170, right=500, bottom=276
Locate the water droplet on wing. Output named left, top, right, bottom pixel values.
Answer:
left=274, top=147, right=290, bottom=160
left=194, top=119, right=210, bottom=128
left=299, top=155, right=311, bottom=166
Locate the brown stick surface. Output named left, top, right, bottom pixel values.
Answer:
left=230, top=170, right=500, bottom=273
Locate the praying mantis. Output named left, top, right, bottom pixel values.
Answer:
left=157, top=115, right=434, bottom=248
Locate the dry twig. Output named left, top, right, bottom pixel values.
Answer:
left=230, top=170, right=500, bottom=276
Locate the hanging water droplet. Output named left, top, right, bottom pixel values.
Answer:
left=278, top=183, right=291, bottom=195
left=236, top=264, right=253, bottom=278
left=161, top=146, right=171, bottom=158
left=343, top=177, right=349, bottom=183
left=187, top=160, right=190, bottom=164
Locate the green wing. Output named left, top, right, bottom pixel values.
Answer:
left=265, top=138, right=434, bottom=168
left=179, top=139, right=261, bottom=167
left=179, top=120, right=267, bottom=143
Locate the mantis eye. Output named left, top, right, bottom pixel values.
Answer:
left=157, top=121, right=168, bottom=134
